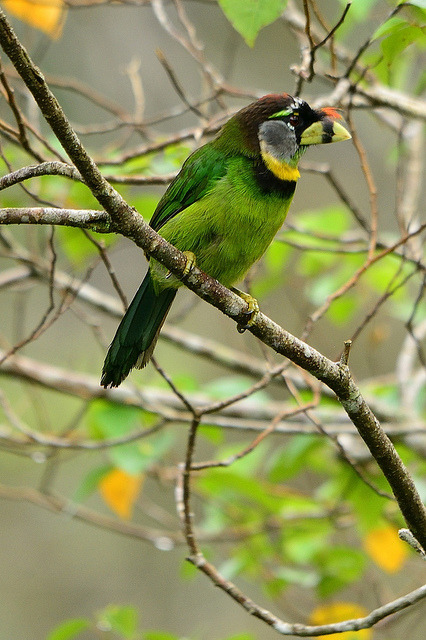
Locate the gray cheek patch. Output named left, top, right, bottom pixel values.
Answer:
left=258, top=120, right=297, bottom=162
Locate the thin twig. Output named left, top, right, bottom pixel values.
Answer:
left=81, top=230, right=127, bottom=309
left=306, top=3, right=352, bottom=81
left=0, top=59, right=45, bottom=162
left=302, top=223, right=426, bottom=339
left=346, top=110, right=378, bottom=258
left=156, top=48, right=207, bottom=120
left=191, top=403, right=316, bottom=471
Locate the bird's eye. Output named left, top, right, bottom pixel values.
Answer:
left=289, top=113, right=299, bottom=128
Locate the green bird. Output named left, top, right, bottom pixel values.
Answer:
left=101, top=93, right=350, bottom=388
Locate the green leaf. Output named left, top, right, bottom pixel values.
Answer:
left=264, top=240, right=292, bottom=271
left=219, top=556, right=248, bottom=580
left=315, top=546, right=366, bottom=597
left=412, top=474, right=426, bottom=501
left=337, top=0, right=378, bottom=21
left=232, top=534, right=272, bottom=576
left=381, top=24, right=426, bottom=67
left=180, top=557, right=199, bottom=580
left=97, top=605, right=138, bottom=638
left=57, top=227, right=117, bottom=268
left=317, top=575, right=347, bottom=598
left=200, top=500, right=228, bottom=534
left=218, top=0, right=288, bottom=46
left=349, top=474, right=390, bottom=531
left=284, top=524, right=330, bottom=564
left=297, top=206, right=350, bottom=235
left=287, top=207, right=351, bottom=277
left=199, top=468, right=282, bottom=513
left=109, top=430, right=175, bottom=474
left=199, top=424, right=224, bottom=444
left=281, top=494, right=322, bottom=515
left=107, top=444, right=149, bottom=474
left=87, top=400, right=141, bottom=440
left=268, top=435, right=322, bottom=482
left=131, top=195, right=160, bottom=221
left=263, top=576, right=289, bottom=598
left=253, top=240, right=292, bottom=299
left=363, top=254, right=410, bottom=296
left=320, top=546, right=366, bottom=580
left=363, top=380, right=400, bottom=408
left=213, top=440, right=269, bottom=477
left=407, top=0, right=426, bottom=9
left=143, top=632, right=179, bottom=640
left=87, top=400, right=174, bottom=473
left=307, top=272, right=340, bottom=305
left=373, top=16, right=406, bottom=40
left=275, top=565, right=318, bottom=588
left=73, top=464, right=112, bottom=502
left=297, top=251, right=338, bottom=277
left=46, top=619, right=90, bottom=640
left=169, top=372, right=199, bottom=392
left=328, top=293, right=358, bottom=325
left=203, top=376, right=270, bottom=405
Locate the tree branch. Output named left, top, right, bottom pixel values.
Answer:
left=188, top=551, right=426, bottom=636
left=0, top=207, right=110, bottom=229
left=2, top=349, right=424, bottom=440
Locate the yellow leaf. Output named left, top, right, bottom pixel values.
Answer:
left=2, top=0, right=67, bottom=39
left=310, top=602, right=372, bottom=640
left=364, top=524, right=408, bottom=573
left=99, top=468, right=143, bottom=520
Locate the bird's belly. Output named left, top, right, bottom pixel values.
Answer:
left=198, top=194, right=291, bottom=286
left=197, top=227, right=268, bottom=286
left=152, top=190, right=291, bottom=289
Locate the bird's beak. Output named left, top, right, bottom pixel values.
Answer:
left=300, top=113, right=351, bottom=146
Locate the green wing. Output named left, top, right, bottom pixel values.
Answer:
left=149, top=143, right=228, bottom=232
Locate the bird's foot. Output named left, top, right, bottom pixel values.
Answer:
left=182, top=251, right=196, bottom=276
left=231, top=287, right=260, bottom=333
left=166, top=251, right=196, bottom=280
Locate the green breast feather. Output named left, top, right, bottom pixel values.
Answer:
left=149, top=147, right=294, bottom=290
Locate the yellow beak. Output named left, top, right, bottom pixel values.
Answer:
left=300, top=119, right=351, bottom=146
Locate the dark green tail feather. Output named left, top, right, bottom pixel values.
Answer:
left=101, top=272, right=176, bottom=387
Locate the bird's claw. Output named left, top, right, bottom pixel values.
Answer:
left=166, top=251, right=196, bottom=279
left=231, top=287, right=260, bottom=333
left=182, top=251, right=196, bottom=276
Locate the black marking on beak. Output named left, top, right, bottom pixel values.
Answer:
left=321, top=119, right=334, bottom=144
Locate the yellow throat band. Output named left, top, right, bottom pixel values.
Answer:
left=261, top=151, right=300, bottom=182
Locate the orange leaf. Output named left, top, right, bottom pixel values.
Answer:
left=309, top=602, right=372, bottom=640
left=2, top=0, right=67, bottom=39
left=99, top=468, right=143, bottom=520
left=364, top=524, right=408, bottom=573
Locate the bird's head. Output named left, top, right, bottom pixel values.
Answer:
left=223, top=94, right=351, bottom=177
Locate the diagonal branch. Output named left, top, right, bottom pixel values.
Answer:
left=188, top=550, right=426, bottom=635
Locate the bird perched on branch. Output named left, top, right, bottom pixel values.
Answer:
left=101, top=93, right=351, bottom=388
